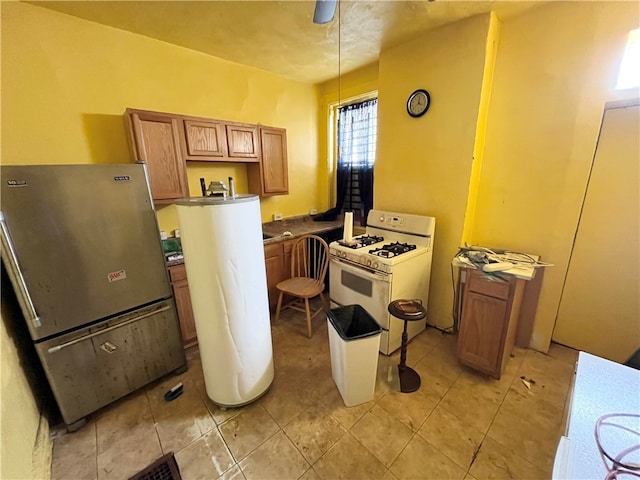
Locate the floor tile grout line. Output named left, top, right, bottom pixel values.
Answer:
left=50, top=324, right=577, bottom=480
left=377, top=373, right=455, bottom=477
left=423, top=350, right=524, bottom=477
left=479, top=347, right=556, bottom=475
left=92, top=420, right=98, bottom=480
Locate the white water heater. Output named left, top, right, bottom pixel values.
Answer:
left=175, top=194, right=274, bottom=407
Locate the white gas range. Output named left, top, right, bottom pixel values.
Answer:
left=329, top=210, right=435, bottom=355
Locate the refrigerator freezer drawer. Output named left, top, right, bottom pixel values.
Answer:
left=35, top=300, right=186, bottom=426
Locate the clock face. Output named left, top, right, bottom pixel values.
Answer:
left=407, top=89, right=431, bottom=117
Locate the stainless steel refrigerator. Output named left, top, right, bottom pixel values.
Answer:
left=0, top=164, right=186, bottom=431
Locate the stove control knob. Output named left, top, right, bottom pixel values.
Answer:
left=372, top=261, right=378, bottom=269
left=340, top=251, right=346, bottom=258
left=365, top=259, right=372, bottom=267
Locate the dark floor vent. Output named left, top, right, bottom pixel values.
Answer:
left=129, top=453, right=182, bottom=480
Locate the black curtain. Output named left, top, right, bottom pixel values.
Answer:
left=357, top=166, right=374, bottom=224
left=315, top=98, right=377, bottom=223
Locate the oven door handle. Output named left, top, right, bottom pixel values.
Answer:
left=330, top=255, right=390, bottom=281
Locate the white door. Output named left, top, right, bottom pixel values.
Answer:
left=552, top=101, right=640, bottom=363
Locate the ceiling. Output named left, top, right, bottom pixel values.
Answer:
left=29, top=1, right=541, bottom=84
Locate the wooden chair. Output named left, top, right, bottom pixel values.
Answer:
left=275, top=234, right=330, bottom=338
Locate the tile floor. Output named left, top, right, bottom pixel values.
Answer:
left=50, top=302, right=578, bottom=480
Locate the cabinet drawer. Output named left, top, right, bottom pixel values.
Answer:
left=168, top=263, right=187, bottom=283
left=466, top=269, right=510, bottom=300
left=283, top=239, right=297, bottom=255
left=264, top=242, right=283, bottom=258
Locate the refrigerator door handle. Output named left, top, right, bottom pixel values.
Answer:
left=47, top=304, right=171, bottom=354
left=0, top=211, right=41, bottom=329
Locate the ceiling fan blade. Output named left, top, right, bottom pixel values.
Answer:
left=313, top=0, right=337, bottom=24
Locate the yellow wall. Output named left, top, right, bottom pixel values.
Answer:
left=0, top=314, right=48, bottom=479
left=1, top=2, right=320, bottom=475
left=316, top=62, right=380, bottom=209
left=473, top=2, right=639, bottom=351
left=1, top=2, right=320, bottom=228
left=2, top=6, right=639, bottom=475
left=376, top=14, right=495, bottom=329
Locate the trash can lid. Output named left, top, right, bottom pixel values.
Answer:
left=388, top=299, right=426, bottom=321
left=328, top=305, right=382, bottom=341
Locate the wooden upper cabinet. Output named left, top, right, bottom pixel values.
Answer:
left=226, top=123, right=260, bottom=161
left=125, top=109, right=189, bottom=204
left=248, top=126, right=289, bottom=197
left=183, top=119, right=228, bottom=159
left=124, top=108, right=287, bottom=198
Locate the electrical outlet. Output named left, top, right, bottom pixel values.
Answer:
left=309, top=208, right=318, bottom=215
left=273, top=213, right=283, bottom=221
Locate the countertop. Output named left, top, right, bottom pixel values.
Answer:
left=166, top=215, right=345, bottom=267
left=452, top=251, right=541, bottom=281
left=262, top=215, right=344, bottom=244
left=554, top=352, right=640, bottom=479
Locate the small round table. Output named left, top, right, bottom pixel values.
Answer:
left=388, top=299, right=426, bottom=393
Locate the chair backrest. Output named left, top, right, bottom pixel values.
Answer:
left=290, top=234, right=330, bottom=283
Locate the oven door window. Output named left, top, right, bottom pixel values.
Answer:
left=329, top=259, right=391, bottom=328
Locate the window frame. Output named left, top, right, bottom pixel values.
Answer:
left=327, top=90, right=378, bottom=210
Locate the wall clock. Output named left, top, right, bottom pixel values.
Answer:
left=407, top=89, right=431, bottom=118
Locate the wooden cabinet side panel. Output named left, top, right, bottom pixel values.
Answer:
left=515, top=268, right=545, bottom=348
left=457, top=291, right=508, bottom=376
left=499, top=279, right=525, bottom=374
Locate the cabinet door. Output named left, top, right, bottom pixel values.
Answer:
left=183, top=119, right=228, bottom=159
left=172, top=279, right=197, bottom=347
left=126, top=110, right=189, bottom=204
left=168, top=264, right=197, bottom=347
left=249, top=127, right=289, bottom=196
left=264, top=243, right=285, bottom=310
left=226, top=124, right=259, bottom=161
left=457, top=291, right=507, bottom=377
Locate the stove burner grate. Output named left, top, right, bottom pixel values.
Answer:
left=369, top=241, right=417, bottom=258
left=339, top=235, right=384, bottom=249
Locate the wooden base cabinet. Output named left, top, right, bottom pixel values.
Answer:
left=264, top=239, right=298, bottom=310
left=168, top=264, right=197, bottom=348
left=457, top=269, right=525, bottom=379
left=264, top=242, right=286, bottom=310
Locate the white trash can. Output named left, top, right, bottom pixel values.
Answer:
left=327, top=305, right=382, bottom=407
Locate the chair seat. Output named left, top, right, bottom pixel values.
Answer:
left=276, top=277, right=324, bottom=299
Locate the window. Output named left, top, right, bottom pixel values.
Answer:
left=336, top=98, right=378, bottom=224
left=616, top=28, right=640, bottom=90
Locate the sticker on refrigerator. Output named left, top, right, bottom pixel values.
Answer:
left=108, top=270, right=127, bottom=282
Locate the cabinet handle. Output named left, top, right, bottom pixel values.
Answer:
left=47, top=305, right=170, bottom=353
